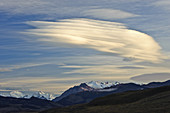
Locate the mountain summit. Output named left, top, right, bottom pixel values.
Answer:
left=86, top=81, right=119, bottom=89
left=53, top=81, right=119, bottom=102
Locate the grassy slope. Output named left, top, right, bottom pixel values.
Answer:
left=41, top=86, right=170, bottom=113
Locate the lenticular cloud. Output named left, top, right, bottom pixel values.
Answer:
left=26, top=18, right=165, bottom=62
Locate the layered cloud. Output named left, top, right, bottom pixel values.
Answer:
left=83, top=8, right=139, bottom=20
left=131, top=73, right=170, bottom=83
left=26, top=18, right=165, bottom=62
left=0, top=63, right=50, bottom=72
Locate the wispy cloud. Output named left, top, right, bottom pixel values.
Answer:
left=0, top=63, right=50, bottom=72
left=83, top=8, right=139, bottom=20
left=60, top=64, right=170, bottom=78
left=0, top=77, right=82, bottom=93
left=62, top=65, right=128, bottom=75
left=0, top=0, right=141, bottom=16
left=0, top=76, right=122, bottom=93
left=131, top=72, right=170, bottom=83
left=117, top=66, right=145, bottom=69
left=25, top=18, right=165, bottom=62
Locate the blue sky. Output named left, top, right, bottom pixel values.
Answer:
left=0, top=0, right=170, bottom=94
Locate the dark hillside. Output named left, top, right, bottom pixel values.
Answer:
left=41, top=85, right=170, bottom=113
left=0, top=96, right=61, bottom=113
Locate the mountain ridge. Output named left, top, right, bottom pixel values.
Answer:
left=41, top=85, right=170, bottom=113
left=0, top=90, right=56, bottom=100
left=53, top=81, right=119, bottom=102
left=53, top=80, right=170, bottom=106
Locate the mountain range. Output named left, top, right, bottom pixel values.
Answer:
left=1, top=80, right=170, bottom=113
left=53, top=81, right=119, bottom=102
left=0, top=90, right=56, bottom=100
left=53, top=80, right=170, bottom=106
left=42, top=85, right=170, bottom=113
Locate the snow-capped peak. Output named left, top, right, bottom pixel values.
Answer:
left=54, top=81, right=120, bottom=102
left=86, top=81, right=119, bottom=89
left=1, top=91, right=55, bottom=100
left=33, top=91, right=55, bottom=100
left=10, top=91, right=25, bottom=98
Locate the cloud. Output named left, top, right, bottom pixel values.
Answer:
left=0, top=63, right=50, bottom=72
left=62, top=65, right=128, bottom=75
left=0, top=74, right=131, bottom=94
left=117, top=66, right=145, bottom=69
left=83, top=8, right=139, bottom=20
left=131, top=73, right=170, bottom=83
left=0, top=0, right=147, bottom=21
left=152, top=0, right=170, bottom=12
left=0, top=0, right=49, bottom=15
left=25, top=18, right=165, bottom=62
left=0, top=77, right=82, bottom=93
left=0, top=0, right=142, bottom=15
left=0, top=86, right=24, bottom=91
left=0, top=68, right=12, bottom=72
left=153, top=0, right=170, bottom=10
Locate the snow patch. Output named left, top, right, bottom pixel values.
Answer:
left=0, top=91, right=55, bottom=100
left=86, top=81, right=119, bottom=89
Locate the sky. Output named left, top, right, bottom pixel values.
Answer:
left=0, top=0, right=170, bottom=94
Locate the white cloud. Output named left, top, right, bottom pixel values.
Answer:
left=26, top=18, right=166, bottom=62
left=83, top=8, right=139, bottom=20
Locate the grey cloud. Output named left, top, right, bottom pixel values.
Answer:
left=0, top=63, right=50, bottom=72
left=83, top=8, right=139, bottom=20
left=0, top=86, right=25, bottom=91
left=131, top=73, right=170, bottom=83
left=117, top=66, right=145, bottom=69
left=153, top=0, right=170, bottom=10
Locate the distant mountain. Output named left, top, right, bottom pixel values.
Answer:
left=9, top=91, right=25, bottom=98
left=0, top=91, right=56, bottom=100
left=53, top=80, right=170, bottom=106
left=0, top=96, right=61, bottom=113
left=41, top=85, right=170, bottom=113
left=54, top=83, right=95, bottom=102
left=55, top=82, right=144, bottom=106
left=33, top=91, right=56, bottom=100
left=1, top=80, right=170, bottom=113
left=53, top=81, right=119, bottom=102
left=142, top=80, right=170, bottom=88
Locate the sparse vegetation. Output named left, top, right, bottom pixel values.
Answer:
left=40, top=86, right=170, bottom=113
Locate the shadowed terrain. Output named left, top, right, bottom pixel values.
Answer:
left=41, top=85, right=170, bottom=113
left=0, top=96, right=61, bottom=113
